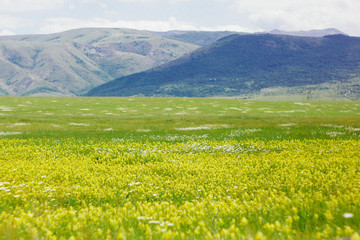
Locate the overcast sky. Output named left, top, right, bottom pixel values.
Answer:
left=0, top=0, right=359, bottom=36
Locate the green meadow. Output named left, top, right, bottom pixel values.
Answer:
left=0, top=97, right=359, bottom=140
left=0, top=97, right=360, bottom=239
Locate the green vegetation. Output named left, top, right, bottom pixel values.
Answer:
left=0, top=97, right=359, bottom=239
left=1, top=97, right=359, bottom=140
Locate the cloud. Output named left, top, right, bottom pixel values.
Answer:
left=1, top=0, right=360, bottom=36
left=39, top=17, right=198, bottom=33
left=0, top=29, right=16, bottom=36
left=197, top=25, right=259, bottom=33
left=114, top=0, right=190, bottom=3
left=39, top=16, right=259, bottom=34
left=231, top=0, right=360, bottom=35
left=0, top=15, right=26, bottom=29
left=0, top=0, right=68, bottom=12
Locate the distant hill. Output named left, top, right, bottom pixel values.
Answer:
left=155, top=30, right=243, bottom=46
left=268, top=28, right=347, bottom=37
left=156, top=28, right=347, bottom=46
left=87, top=34, right=360, bottom=100
left=0, top=28, right=199, bottom=96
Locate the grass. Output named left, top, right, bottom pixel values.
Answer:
left=0, top=97, right=359, bottom=239
left=0, top=97, right=359, bottom=140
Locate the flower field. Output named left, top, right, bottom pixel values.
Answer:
left=0, top=97, right=359, bottom=239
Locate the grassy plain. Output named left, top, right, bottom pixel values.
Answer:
left=1, top=97, right=359, bottom=140
left=0, top=97, right=359, bottom=239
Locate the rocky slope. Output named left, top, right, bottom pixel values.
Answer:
left=0, top=28, right=198, bottom=96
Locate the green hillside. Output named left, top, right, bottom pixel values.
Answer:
left=155, top=30, right=241, bottom=46
left=0, top=28, right=199, bottom=96
left=87, top=34, right=360, bottom=100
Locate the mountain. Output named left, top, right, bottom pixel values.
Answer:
left=156, top=28, right=346, bottom=46
left=87, top=34, right=360, bottom=100
left=155, top=28, right=346, bottom=47
left=155, top=30, right=243, bottom=46
left=0, top=27, right=352, bottom=97
left=268, top=28, right=347, bottom=37
left=0, top=28, right=199, bottom=96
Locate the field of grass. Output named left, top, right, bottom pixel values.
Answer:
left=0, top=97, right=359, bottom=239
left=1, top=97, right=359, bottom=140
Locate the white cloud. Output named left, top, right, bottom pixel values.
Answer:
left=1, top=0, right=360, bottom=36
left=0, top=0, right=68, bottom=12
left=0, top=15, right=26, bottom=29
left=114, top=0, right=190, bottom=3
left=0, top=29, right=16, bottom=36
left=39, top=17, right=199, bottom=33
left=231, top=0, right=360, bottom=35
left=197, top=25, right=259, bottom=33
left=39, top=16, right=259, bottom=34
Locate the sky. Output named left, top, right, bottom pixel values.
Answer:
left=0, top=0, right=359, bottom=36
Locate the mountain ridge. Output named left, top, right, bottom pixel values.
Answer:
left=0, top=27, right=351, bottom=97
left=267, top=28, right=347, bottom=37
left=0, top=28, right=199, bottom=96
left=86, top=33, right=360, bottom=100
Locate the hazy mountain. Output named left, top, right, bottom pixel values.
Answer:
left=0, top=28, right=199, bottom=96
left=156, top=30, right=243, bottom=46
left=157, top=28, right=346, bottom=46
left=268, top=28, right=347, bottom=37
left=87, top=34, right=360, bottom=100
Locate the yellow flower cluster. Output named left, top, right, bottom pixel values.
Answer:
left=0, top=138, right=359, bottom=239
